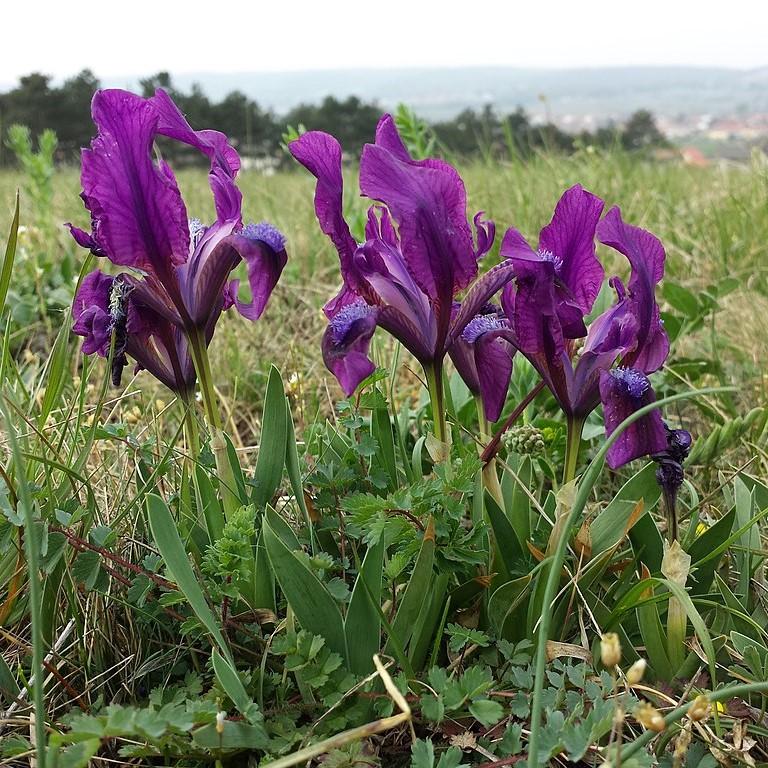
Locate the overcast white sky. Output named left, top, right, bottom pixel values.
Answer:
left=2, top=0, right=766, bottom=82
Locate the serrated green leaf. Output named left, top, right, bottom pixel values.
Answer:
left=72, top=550, right=101, bottom=590
left=419, top=693, right=444, bottom=723
left=411, top=738, right=435, bottom=768
left=468, top=697, right=503, bottom=726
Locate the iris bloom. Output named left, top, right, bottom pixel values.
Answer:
left=499, top=185, right=671, bottom=471
left=447, top=303, right=516, bottom=423
left=70, top=89, right=287, bottom=400
left=289, top=115, right=514, bottom=439
left=73, top=270, right=196, bottom=394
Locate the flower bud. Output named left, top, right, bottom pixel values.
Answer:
left=625, top=658, right=647, bottom=685
left=600, top=633, right=622, bottom=668
left=688, top=694, right=711, bottom=722
left=216, top=710, right=226, bottom=734
left=635, top=702, right=665, bottom=732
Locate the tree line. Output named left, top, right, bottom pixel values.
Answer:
left=0, top=70, right=668, bottom=166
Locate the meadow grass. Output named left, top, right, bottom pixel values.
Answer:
left=1, top=147, right=767, bottom=766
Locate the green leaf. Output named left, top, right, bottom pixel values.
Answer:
left=629, top=511, right=665, bottom=573
left=590, top=463, right=660, bottom=553
left=253, top=366, right=288, bottom=507
left=222, top=432, right=248, bottom=504
left=285, top=399, right=312, bottom=539
left=211, top=649, right=259, bottom=721
left=146, top=494, right=230, bottom=662
left=372, top=398, right=399, bottom=490
left=53, top=738, right=101, bottom=768
left=501, top=454, right=533, bottom=546
left=192, top=720, right=269, bottom=749
left=263, top=515, right=347, bottom=662
left=38, top=316, right=71, bottom=426
left=468, top=698, right=504, bottom=726
left=419, top=693, right=445, bottom=723
left=345, top=538, right=384, bottom=674
left=0, top=193, right=19, bottom=318
left=484, top=490, right=525, bottom=579
left=387, top=518, right=435, bottom=655
left=636, top=584, right=674, bottom=680
left=687, top=507, right=735, bottom=595
left=411, top=738, right=435, bottom=768
left=71, top=550, right=102, bottom=590
left=663, top=578, right=718, bottom=685
left=561, top=718, right=593, bottom=763
left=195, top=463, right=224, bottom=543
left=663, top=281, right=702, bottom=319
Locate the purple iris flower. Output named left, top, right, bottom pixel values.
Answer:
left=73, top=270, right=196, bottom=394
left=447, top=303, right=516, bottom=422
left=69, top=89, right=287, bottom=389
left=288, top=115, right=513, bottom=400
left=500, top=185, right=671, bottom=468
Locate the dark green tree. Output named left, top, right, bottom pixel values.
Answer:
left=621, top=110, right=668, bottom=151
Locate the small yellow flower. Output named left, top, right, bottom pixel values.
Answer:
left=635, top=702, right=666, bottom=732
left=600, top=632, right=622, bottom=668
left=695, top=522, right=709, bottom=537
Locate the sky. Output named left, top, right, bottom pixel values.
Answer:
left=2, top=0, right=767, bottom=84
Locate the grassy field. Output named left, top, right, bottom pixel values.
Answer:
left=1, top=147, right=767, bottom=766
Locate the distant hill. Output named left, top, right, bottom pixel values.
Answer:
left=99, top=66, right=768, bottom=121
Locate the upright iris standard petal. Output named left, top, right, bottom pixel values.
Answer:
left=473, top=212, right=496, bottom=260
left=150, top=89, right=241, bottom=177
left=322, top=302, right=379, bottom=396
left=81, top=90, right=190, bottom=276
left=288, top=131, right=368, bottom=315
left=290, top=115, right=514, bottom=400
left=538, top=184, right=605, bottom=315
left=500, top=185, right=605, bottom=347
left=360, top=121, right=477, bottom=313
left=599, top=367, right=668, bottom=469
left=597, top=206, right=669, bottom=373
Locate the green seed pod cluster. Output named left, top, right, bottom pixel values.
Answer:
left=687, top=407, right=767, bottom=465
left=505, top=424, right=546, bottom=456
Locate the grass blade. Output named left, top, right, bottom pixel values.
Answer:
left=146, top=493, right=231, bottom=663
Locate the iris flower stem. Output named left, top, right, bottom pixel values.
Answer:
left=563, top=417, right=585, bottom=485
left=182, top=396, right=201, bottom=459
left=424, top=362, right=448, bottom=451
left=476, top=397, right=504, bottom=508
left=187, top=330, right=222, bottom=431
left=187, top=329, right=240, bottom=519
left=525, top=386, right=734, bottom=768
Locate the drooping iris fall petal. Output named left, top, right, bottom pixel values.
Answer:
left=449, top=307, right=516, bottom=423
left=599, top=367, right=667, bottom=469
